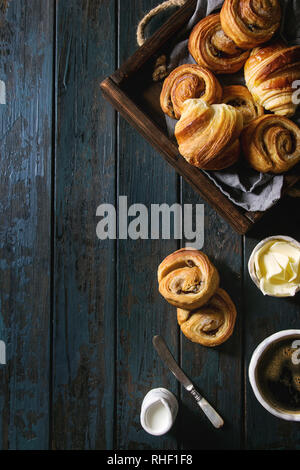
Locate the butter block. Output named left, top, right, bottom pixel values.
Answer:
left=254, top=239, right=300, bottom=297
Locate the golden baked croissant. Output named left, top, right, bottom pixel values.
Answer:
left=157, top=248, right=219, bottom=310
left=188, top=14, right=250, bottom=74
left=220, top=0, right=281, bottom=49
left=241, top=115, right=300, bottom=174
left=222, top=85, right=264, bottom=126
left=244, top=42, right=300, bottom=117
left=177, top=288, right=237, bottom=347
left=175, top=99, right=243, bottom=170
left=160, top=64, right=222, bottom=119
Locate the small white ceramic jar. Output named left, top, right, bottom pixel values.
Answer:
left=248, top=235, right=300, bottom=297
left=140, top=388, right=178, bottom=436
left=249, top=329, right=300, bottom=421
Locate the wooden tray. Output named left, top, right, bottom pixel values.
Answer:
left=100, top=0, right=299, bottom=234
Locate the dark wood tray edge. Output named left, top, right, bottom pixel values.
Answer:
left=101, top=77, right=254, bottom=235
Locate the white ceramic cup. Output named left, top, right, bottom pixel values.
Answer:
left=248, top=235, right=300, bottom=298
left=249, top=329, right=300, bottom=421
left=140, top=388, right=178, bottom=436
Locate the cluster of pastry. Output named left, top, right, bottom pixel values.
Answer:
left=157, top=248, right=237, bottom=346
left=160, top=0, right=300, bottom=174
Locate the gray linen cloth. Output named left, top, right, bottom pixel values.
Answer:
left=166, top=0, right=300, bottom=211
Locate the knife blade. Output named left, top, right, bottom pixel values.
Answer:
left=153, top=335, right=224, bottom=429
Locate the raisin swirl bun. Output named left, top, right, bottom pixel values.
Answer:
left=244, top=42, right=300, bottom=117
left=177, top=288, right=237, bottom=347
left=175, top=99, right=243, bottom=170
left=222, top=85, right=264, bottom=127
left=241, top=115, right=300, bottom=174
left=188, top=14, right=250, bottom=74
left=157, top=248, right=219, bottom=310
left=160, top=64, right=222, bottom=119
left=220, top=0, right=281, bottom=49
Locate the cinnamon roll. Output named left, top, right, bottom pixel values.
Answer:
left=177, top=288, right=237, bottom=347
left=220, top=0, right=281, bottom=49
left=241, top=115, right=300, bottom=174
left=157, top=248, right=219, bottom=310
left=222, top=85, right=264, bottom=127
left=188, top=14, right=250, bottom=74
left=175, top=99, right=243, bottom=170
left=244, top=42, right=300, bottom=117
left=160, top=64, right=222, bottom=119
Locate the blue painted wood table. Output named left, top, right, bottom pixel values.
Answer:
left=0, top=0, right=299, bottom=450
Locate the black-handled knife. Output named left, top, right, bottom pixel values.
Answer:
left=153, top=335, right=224, bottom=429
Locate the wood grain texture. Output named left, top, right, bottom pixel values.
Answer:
left=244, top=196, right=300, bottom=450
left=0, top=0, right=53, bottom=449
left=116, top=0, right=180, bottom=450
left=0, top=0, right=299, bottom=451
left=52, top=0, right=116, bottom=450
left=179, top=186, right=243, bottom=449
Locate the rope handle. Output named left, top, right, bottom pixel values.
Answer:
left=137, top=0, right=187, bottom=81
left=137, top=0, right=187, bottom=46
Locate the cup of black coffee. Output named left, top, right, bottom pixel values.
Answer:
left=249, top=330, right=300, bottom=421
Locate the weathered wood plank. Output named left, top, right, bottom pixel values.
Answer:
left=53, top=0, right=116, bottom=450
left=244, top=196, right=300, bottom=450
left=0, top=0, right=53, bottom=449
left=179, top=185, right=243, bottom=449
left=116, top=0, right=180, bottom=450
